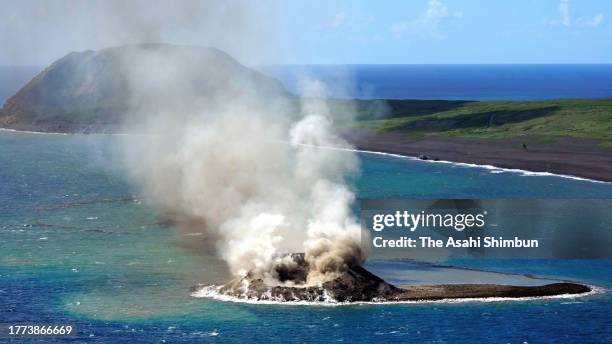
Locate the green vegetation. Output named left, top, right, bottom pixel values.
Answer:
left=354, top=99, right=612, bottom=146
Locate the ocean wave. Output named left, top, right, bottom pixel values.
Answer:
left=0, top=127, right=126, bottom=136
left=0, top=127, right=71, bottom=135
left=311, top=144, right=610, bottom=184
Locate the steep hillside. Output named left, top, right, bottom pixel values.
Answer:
left=0, top=44, right=287, bottom=133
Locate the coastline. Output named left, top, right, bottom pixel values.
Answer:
left=350, top=132, right=612, bottom=183
left=191, top=254, right=595, bottom=305
left=353, top=148, right=610, bottom=184
left=191, top=283, right=600, bottom=306
left=0, top=127, right=71, bottom=135
left=2, top=127, right=610, bottom=184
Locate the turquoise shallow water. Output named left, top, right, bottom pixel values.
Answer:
left=1, top=131, right=611, bottom=343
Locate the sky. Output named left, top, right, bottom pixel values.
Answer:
left=0, top=0, right=610, bottom=66
left=278, top=0, right=611, bottom=64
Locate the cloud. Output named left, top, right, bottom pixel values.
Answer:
left=553, top=0, right=604, bottom=28
left=330, top=11, right=346, bottom=28
left=0, top=0, right=279, bottom=65
left=391, top=0, right=462, bottom=39
left=560, top=0, right=571, bottom=26
left=326, top=10, right=373, bottom=31
left=575, top=13, right=605, bottom=28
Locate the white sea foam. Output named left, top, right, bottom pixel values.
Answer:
left=306, top=144, right=610, bottom=184
left=0, top=128, right=69, bottom=135
left=0, top=127, right=125, bottom=136
left=190, top=284, right=604, bottom=307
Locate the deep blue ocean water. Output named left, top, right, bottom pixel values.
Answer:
left=1, top=132, right=611, bottom=343
left=3, top=64, right=612, bottom=104
left=263, top=64, right=612, bottom=100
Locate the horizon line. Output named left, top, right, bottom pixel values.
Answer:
left=3, top=62, right=612, bottom=68
left=262, top=62, right=612, bottom=66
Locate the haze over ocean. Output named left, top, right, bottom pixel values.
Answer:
left=4, top=64, right=612, bottom=104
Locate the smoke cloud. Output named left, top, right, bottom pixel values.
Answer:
left=10, top=0, right=367, bottom=286
left=118, top=50, right=364, bottom=285
left=0, top=0, right=277, bottom=66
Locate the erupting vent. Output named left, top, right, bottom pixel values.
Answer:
left=192, top=253, right=592, bottom=303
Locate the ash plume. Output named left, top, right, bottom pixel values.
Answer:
left=119, top=57, right=364, bottom=285
left=30, top=0, right=369, bottom=286
left=1, top=0, right=275, bottom=66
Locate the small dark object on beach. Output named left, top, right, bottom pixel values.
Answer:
left=522, top=143, right=528, bottom=150
left=419, top=154, right=429, bottom=160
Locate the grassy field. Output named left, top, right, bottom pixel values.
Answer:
left=353, top=99, right=612, bottom=146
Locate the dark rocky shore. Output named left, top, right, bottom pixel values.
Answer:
left=193, top=253, right=591, bottom=303
left=3, top=122, right=609, bottom=182
left=2, top=44, right=609, bottom=182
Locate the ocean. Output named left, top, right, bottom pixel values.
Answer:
left=1, top=131, right=611, bottom=343
left=262, top=64, right=612, bottom=100
left=4, top=64, right=612, bottom=104
left=1, top=65, right=611, bottom=343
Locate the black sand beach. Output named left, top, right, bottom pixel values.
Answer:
left=2, top=125, right=611, bottom=182
left=351, top=132, right=612, bottom=182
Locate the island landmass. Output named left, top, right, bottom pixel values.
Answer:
left=1, top=44, right=610, bottom=181
left=192, top=253, right=591, bottom=303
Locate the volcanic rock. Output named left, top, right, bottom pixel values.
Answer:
left=193, top=253, right=591, bottom=303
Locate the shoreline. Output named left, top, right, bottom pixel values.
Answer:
left=350, top=132, right=612, bottom=183
left=2, top=127, right=610, bottom=184
left=300, top=143, right=611, bottom=184
left=353, top=147, right=610, bottom=184
left=191, top=283, right=601, bottom=306
left=193, top=253, right=594, bottom=305
left=0, top=127, right=71, bottom=135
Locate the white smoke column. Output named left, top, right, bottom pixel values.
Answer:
left=4, top=0, right=365, bottom=285
left=119, top=47, right=364, bottom=286
left=289, top=78, right=364, bottom=284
